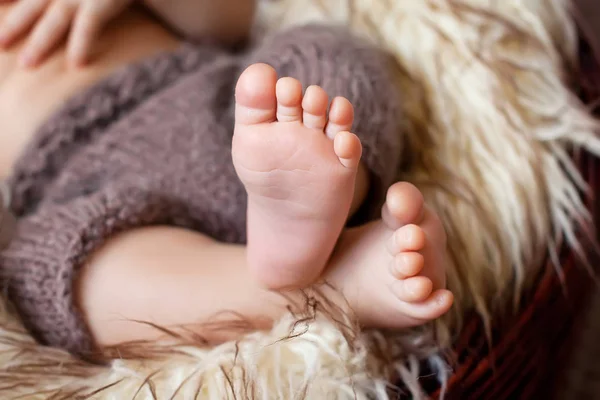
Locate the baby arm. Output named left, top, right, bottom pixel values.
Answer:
left=0, top=0, right=256, bottom=68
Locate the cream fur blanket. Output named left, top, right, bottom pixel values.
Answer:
left=0, top=0, right=598, bottom=398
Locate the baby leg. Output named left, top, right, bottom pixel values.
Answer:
left=235, top=25, right=405, bottom=290
left=79, top=182, right=452, bottom=348
left=233, top=64, right=364, bottom=290
left=78, top=226, right=293, bottom=346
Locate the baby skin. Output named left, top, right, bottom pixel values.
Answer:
left=233, top=64, right=453, bottom=326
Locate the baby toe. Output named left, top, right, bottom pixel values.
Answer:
left=325, top=96, right=354, bottom=139
left=235, top=63, right=278, bottom=125
left=390, top=252, right=424, bottom=279
left=387, top=224, right=426, bottom=255
left=276, top=77, right=304, bottom=122
left=302, top=85, right=329, bottom=130
left=382, top=182, right=425, bottom=230
left=333, top=131, right=362, bottom=169
left=390, top=276, right=433, bottom=303
left=398, top=289, right=454, bottom=322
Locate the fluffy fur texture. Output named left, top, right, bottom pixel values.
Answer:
left=0, top=0, right=598, bottom=398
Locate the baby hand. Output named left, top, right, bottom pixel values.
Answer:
left=0, top=0, right=132, bottom=68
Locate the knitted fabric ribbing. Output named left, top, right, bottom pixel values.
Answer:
left=0, top=25, right=404, bottom=357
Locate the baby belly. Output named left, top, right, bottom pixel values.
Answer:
left=0, top=5, right=180, bottom=179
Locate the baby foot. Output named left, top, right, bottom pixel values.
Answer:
left=326, top=182, right=454, bottom=328
left=232, top=63, right=362, bottom=289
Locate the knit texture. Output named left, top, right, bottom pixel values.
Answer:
left=0, top=25, right=404, bottom=357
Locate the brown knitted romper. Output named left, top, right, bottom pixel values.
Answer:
left=0, top=25, right=404, bottom=357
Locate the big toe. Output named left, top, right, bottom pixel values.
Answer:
left=382, top=182, right=425, bottom=230
left=235, top=63, right=278, bottom=125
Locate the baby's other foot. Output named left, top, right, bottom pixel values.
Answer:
left=327, top=182, right=453, bottom=328
left=232, top=63, right=362, bottom=289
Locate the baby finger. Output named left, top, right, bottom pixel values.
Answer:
left=19, top=0, right=76, bottom=67
left=0, top=0, right=49, bottom=47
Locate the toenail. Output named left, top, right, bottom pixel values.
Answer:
left=402, top=227, right=415, bottom=243
left=410, top=278, right=431, bottom=297
left=394, top=255, right=407, bottom=273
left=408, top=225, right=426, bottom=247
left=404, top=280, right=419, bottom=296
left=394, top=254, right=416, bottom=277
left=436, top=291, right=451, bottom=305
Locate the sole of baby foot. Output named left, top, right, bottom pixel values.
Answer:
left=232, top=63, right=362, bottom=289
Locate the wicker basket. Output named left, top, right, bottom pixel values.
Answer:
left=420, top=31, right=600, bottom=400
